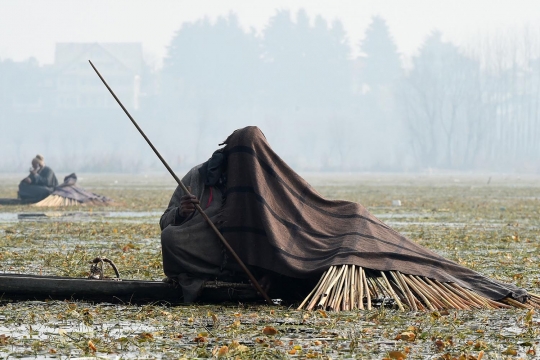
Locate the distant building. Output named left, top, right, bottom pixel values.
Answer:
left=53, top=42, right=143, bottom=110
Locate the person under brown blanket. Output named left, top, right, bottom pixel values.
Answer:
left=18, top=154, right=58, bottom=202
left=160, top=153, right=258, bottom=302
left=161, top=126, right=527, bottom=304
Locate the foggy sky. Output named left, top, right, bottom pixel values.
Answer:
left=1, top=0, right=539, bottom=67
left=1, top=0, right=540, bottom=174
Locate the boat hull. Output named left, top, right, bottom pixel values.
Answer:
left=0, top=273, right=259, bottom=304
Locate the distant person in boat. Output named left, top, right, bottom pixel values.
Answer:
left=18, top=154, right=58, bottom=202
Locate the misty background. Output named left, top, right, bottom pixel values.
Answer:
left=1, top=2, right=540, bottom=174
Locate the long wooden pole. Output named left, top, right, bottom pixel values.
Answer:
left=88, top=60, right=272, bottom=305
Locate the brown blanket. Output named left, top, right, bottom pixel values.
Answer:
left=51, top=173, right=111, bottom=204
left=219, top=126, right=527, bottom=302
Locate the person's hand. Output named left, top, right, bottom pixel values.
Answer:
left=29, top=168, right=38, bottom=175
left=23, top=177, right=32, bottom=184
left=179, top=194, right=199, bottom=217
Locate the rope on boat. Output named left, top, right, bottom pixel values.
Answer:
left=88, top=257, right=121, bottom=280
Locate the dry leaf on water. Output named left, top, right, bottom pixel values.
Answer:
left=236, top=345, right=248, bottom=352
left=231, top=320, right=241, bottom=329
left=396, top=331, right=416, bottom=342
left=501, top=346, right=517, bottom=356
left=434, top=339, right=446, bottom=351
left=217, top=345, right=228, bottom=357
left=318, top=309, right=328, bottom=318
left=0, top=334, right=10, bottom=345
left=136, top=332, right=154, bottom=341
left=262, top=326, right=278, bottom=335
left=473, top=341, right=487, bottom=350
left=88, top=340, right=97, bottom=353
left=208, top=311, right=218, bottom=326
left=193, top=336, right=207, bottom=343
left=525, top=309, right=534, bottom=325
left=387, top=350, right=407, bottom=359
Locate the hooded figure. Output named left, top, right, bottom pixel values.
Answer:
left=18, top=155, right=58, bottom=202
left=160, top=126, right=532, bottom=309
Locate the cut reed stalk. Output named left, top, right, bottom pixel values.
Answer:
left=461, top=287, right=495, bottom=309
left=366, top=276, right=377, bottom=298
left=380, top=271, right=405, bottom=311
left=392, top=271, right=416, bottom=311
left=424, top=277, right=462, bottom=309
left=345, top=266, right=354, bottom=310
left=448, top=283, right=488, bottom=308
left=442, top=282, right=482, bottom=309
left=486, top=298, right=512, bottom=309
left=401, top=275, right=437, bottom=311
left=371, top=277, right=386, bottom=298
left=350, top=265, right=356, bottom=310
left=434, top=280, right=471, bottom=309
left=314, top=265, right=342, bottom=309
left=298, top=267, right=329, bottom=310
left=412, top=276, right=446, bottom=309
left=389, top=271, right=411, bottom=309
left=433, top=280, right=471, bottom=309
left=330, top=265, right=348, bottom=310
left=503, top=297, right=531, bottom=309
left=361, top=267, right=371, bottom=310
left=324, top=280, right=338, bottom=309
left=341, top=265, right=351, bottom=310
left=400, top=271, right=422, bottom=310
left=357, top=267, right=364, bottom=310
left=306, top=266, right=336, bottom=310
left=528, top=294, right=540, bottom=305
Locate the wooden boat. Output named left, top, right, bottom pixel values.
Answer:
left=0, top=273, right=260, bottom=304
left=0, top=198, right=33, bottom=205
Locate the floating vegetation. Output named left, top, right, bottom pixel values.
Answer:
left=1, top=174, right=540, bottom=358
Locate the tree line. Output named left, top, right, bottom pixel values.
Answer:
left=158, top=11, right=540, bottom=171
left=1, top=11, right=540, bottom=172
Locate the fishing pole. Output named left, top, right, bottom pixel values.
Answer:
left=88, top=60, right=273, bottom=305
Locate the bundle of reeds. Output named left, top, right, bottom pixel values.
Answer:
left=33, top=195, right=81, bottom=207
left=33, top=194, right=113, bottom=207
left=298, top=265, right=540, bottom=312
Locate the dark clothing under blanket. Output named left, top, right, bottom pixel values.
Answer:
left=18, top=166, right=58, bottom=202
left=218, top=126, right=528, bottom=303
left=160, top=164, right=245, bottom=303
left=51, top=173, right=111, bottom=204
